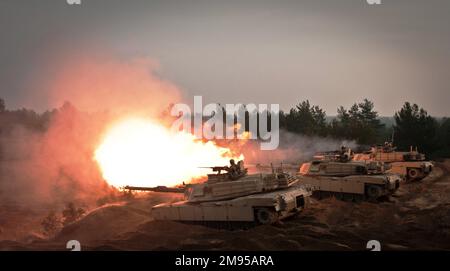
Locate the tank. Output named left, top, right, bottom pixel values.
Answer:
left=297, top=157, right=401, bottom=201
left=126, top=160, right=312, bottom=225
left=352, top=142, right=434, bottom=181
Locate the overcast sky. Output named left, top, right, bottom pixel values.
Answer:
left=1, top=0, right=450, bottom=116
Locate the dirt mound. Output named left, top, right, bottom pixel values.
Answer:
left=50, top=193, right=182, bottom=248
left=53, top=202, right=150, bottom=246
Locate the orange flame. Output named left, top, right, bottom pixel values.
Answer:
left=94, top=118, right=243, bottom=188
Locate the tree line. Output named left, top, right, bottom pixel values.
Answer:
left=1, top=97, right=450, bottom=158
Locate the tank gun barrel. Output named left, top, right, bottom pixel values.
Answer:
left=124, top=185, right=185, bottom=193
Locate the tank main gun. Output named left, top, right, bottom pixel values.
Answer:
left=124, top=185, right=185, bottom=193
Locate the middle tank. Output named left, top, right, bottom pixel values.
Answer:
left=297, top=149, right=401, bottom=201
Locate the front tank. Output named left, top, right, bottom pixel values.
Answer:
left=151, top=160, right=313, bottom=225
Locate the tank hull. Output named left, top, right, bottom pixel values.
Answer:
left=151, top=186, right=311, bottom=223
left=299, top=175, right=400, bottom=196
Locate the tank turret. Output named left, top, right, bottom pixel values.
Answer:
left=127, top=160, right=300, bottom=203
left=313, top=146, right=353, bottom=162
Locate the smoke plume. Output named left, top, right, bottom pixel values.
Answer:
left=0, top=55, right=183, bottom=211
left=239, top=129, right=357, bottom=165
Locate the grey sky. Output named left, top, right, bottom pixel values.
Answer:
left=1, top=0, right=449, bottom=116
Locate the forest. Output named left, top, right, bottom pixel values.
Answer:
left=1, top=97, right=449, bottom=158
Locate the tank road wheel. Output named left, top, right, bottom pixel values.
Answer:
left=366, top=185, right=383, bottom=201
left=408, top=168, right=420, bottom=180
left=255, top=208, right=277, bottom=225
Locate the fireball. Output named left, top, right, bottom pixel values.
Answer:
left=94, top=118, right=243, bottom=187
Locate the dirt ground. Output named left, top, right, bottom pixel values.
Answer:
left=1, top=160, right=450, bottom=251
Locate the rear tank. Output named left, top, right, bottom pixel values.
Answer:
left=127, top=160, right=312, bottom=225
left=353, top=142, right=434, bottom=181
